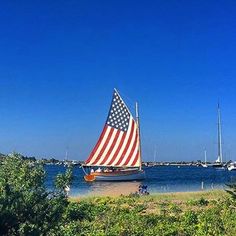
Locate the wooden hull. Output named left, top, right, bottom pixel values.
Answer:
left=84, top=169, right=145, bottom=182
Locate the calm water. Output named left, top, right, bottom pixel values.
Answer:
left=44, top=165, right=236, bottom=197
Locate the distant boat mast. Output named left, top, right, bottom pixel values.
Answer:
left=65, top=147, right=69, bottom=161
left=154, top=145, right=157, bottom=163
left=216, top=103, right=223, bottom=163
left=204, top=149, right=207, bottom=165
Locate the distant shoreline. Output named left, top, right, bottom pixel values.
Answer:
left=0, top=153, right=231, bottom=167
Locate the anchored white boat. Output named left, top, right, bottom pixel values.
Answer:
left=228, top=162, right=236, bottom=171
left=82, top=89, right=145, bottom=182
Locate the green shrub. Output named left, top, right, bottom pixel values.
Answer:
left=198, top=197, right=209, bottom=206
left=0, top=153, right=72, bottom=235
left=186, top=197, right=208, bottom=206
left=196, top=207, right=225, bottom=236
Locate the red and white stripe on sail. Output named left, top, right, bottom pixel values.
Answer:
left=85, top=90, right=141, bottom=168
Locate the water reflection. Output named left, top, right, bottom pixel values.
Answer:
left=88, top=181, right=142, bottom=196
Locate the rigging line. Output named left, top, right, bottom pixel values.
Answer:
left=116, top=89, right=137, bottom=115
left=81, top=165, right=88, bottom=175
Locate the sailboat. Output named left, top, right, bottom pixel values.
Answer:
left=147, top=146, right=157, bottom=167
left=82, top=89, right=145, bottom=182
left=64, top=147, right=70, bottom=167
left=212, top=103, right=225, bottom=169
left=154, top=145, right=157, bottom=166
left=202, top=150, right=208, bottom=168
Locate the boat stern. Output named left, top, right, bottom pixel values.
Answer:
left=84, top=174, right=96, bottom=182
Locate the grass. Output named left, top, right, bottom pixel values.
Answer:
left=70, top=189, right=227, bottom=214
left=145, top=189, right=227, bottom=201
left=67, top=189, right=236, bottom=235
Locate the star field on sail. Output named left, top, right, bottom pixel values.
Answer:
left=83, top=89, right=145, bottom=181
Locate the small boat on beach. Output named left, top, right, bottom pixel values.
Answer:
left=82, top=89, right=145, bottom=182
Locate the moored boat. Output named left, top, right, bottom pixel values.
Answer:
left=212, top=103, right=225, bottom=169
left=202, top=150, right=208, bottom=168
left=227, top=162, right=236, bottom=171
left=82, top=89, right=145, bottom=182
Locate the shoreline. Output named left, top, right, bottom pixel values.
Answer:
left=70, top=180, right=227, bottom=198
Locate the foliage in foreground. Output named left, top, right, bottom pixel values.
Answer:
left=62, top=195, right=236, bottom=236
left=1, top=154, right=236, bottom=235
left=0, top=153, right=72, bottom=235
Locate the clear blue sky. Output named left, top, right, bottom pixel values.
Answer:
left=0, top=0, right=236, bottom=161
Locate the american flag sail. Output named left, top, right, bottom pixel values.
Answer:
left=85, top=89, right=141, bottom=167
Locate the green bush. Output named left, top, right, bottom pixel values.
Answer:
left=186, top=197, right=208, bottom=206
left=0, top=153, right=72, bottom=235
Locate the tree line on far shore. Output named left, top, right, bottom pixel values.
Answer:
left=0, top=152, right=65, bottom=165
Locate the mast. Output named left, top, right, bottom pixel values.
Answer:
left=217, top=103, right=223, bottom=163
left=204, top=150, right=207, bottom=165
left=65, top=147, right=68, bottom=161
left=154, top=145, right=157, bottom=163
left=136, top=102, right=142, bottom=170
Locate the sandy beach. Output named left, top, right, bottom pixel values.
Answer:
left=70, top=188, right=227, bottom=202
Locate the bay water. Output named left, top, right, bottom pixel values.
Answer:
left=44, top=165, right=236, bottom=197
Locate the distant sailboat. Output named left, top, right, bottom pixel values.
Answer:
left=202, top=150, right=208, bottom=168
left=153, top=145, right=157, bottom=166
left=148, top=146, right=157, bottom=167
left=213, top=103, right=225, bottom=169
left=64, top=147, right=70, bottom=167
left=82, top=89, right=145, bottom=181
left=147, top=146, right=157, bottom=167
